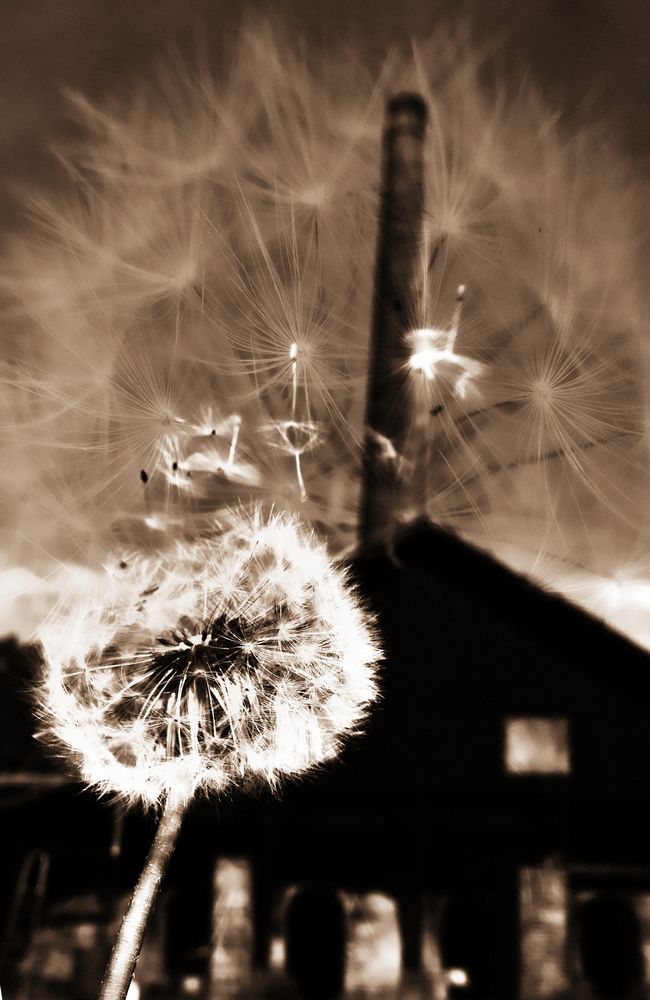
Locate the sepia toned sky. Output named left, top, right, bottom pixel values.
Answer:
left=0, top=0, right=648, bottom=229
left=0, top=1, right=648, bottom=653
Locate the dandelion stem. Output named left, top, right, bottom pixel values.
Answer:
left=360, top=93, right=427, bottom=549
left=99, top=796, right=186, bottom=1000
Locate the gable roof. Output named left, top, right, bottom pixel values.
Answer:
left=354, top=517, right=650, bottom=701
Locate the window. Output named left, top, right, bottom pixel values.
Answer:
left=504, top=717, right=570, bottom=775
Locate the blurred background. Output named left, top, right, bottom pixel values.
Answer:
left=0, top=2, right=649, bottom=998
left=1, top=0, right=648, bottom=229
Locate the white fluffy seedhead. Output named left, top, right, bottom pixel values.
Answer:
left=36, top=510, right=381, bottom=807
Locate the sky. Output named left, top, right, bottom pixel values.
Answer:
left=1, top=0, right=648, bottom=231
left=0, top=0, right=648, bottom=647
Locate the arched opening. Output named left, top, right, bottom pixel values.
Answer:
left=578, top=894, right=645, bottom=999
left=285, top=884, right=346, bottom=999
left=439, top=895, right=497, bottom=998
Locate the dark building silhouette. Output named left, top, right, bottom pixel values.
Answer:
left=3, top=518, right=650, bottom=997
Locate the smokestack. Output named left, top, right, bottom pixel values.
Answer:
left=359, top=93, right=427, bottom=551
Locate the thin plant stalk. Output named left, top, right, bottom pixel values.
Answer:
left=99, top=796, right=186, bottom=1000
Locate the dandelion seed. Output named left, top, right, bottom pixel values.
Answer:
left=407, top=324, right=482, bottom=398
left=227, top=414, right=242, bottom=467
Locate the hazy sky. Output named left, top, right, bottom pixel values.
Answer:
left=1, top=0, right=648, bottom=228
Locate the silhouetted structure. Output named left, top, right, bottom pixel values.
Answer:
left=3, top=518, right=650, bottom=996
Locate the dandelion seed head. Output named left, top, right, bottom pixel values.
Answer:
left=37, top=510, right=380, bottom=807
